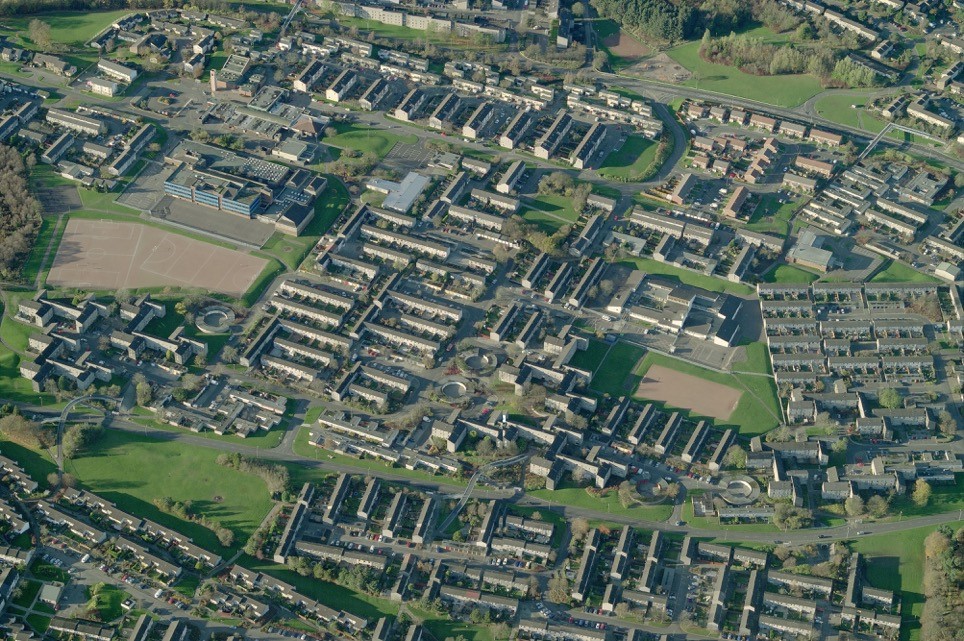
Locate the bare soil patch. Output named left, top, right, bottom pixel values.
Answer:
left=625, top=52, right=692, bottom=83
left=604, top=31, right=651, bottom=59
left=47, top=218, right=267, bottom=297
left=634, top=364, right=742, bottom=420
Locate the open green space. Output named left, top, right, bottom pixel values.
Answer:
left=64, top=430, right=274, bottom=553
left=813, top=92, right=888, bottom=133
left=744, top=194, right=800, bottom=237
left=3, top=9, right=133, bottom=47
left=598, top=135, right=659, bottom=181
left=12, top=579, right=41, bottom=608
left=619, top=256, right=755, bottom=296
left=87, top=584, right=127, bottom=622
left=764, top=263, right=820, bottom=283
left=665, top=26, right=824, bottom=108
left=853, top=520, right=963, bottom=641
left=324, top=123, right=417, bottom=159
left=589, top=342, right=646, bottom=396
left=335, top=15, right=505, bottom=50
left=20, top=216, right=63, bottom=286
left=634, top=344, right=781, bottom=436
left=870, top=259, right=938, bottom=283
left=30, top=559, right=69, bottom=584
left=78, top=188, right=141, bottom=216
left=521, top=194, right=581, bottom=233
left=530, top=479, right=673, bottom=522
left=423, top=617, right=495, bottom=641
left=567, top=338, right=610, bottom=373
left=26, top=614, right=50, bottom=634
left=260, top=176, right=350, bottom=269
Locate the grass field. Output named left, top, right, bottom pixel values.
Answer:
left=4, top=10, right=132, bottom=47
left=20, top=216, right=63, bottom=286
left=87, top=584, right=128, bottom=622
left=764, top=263, right=820, bottom=283
left=744, top=194, right=800, bottom=237
left=870, top=259, right=939, bottom=283
left=813, top=93, right=888, bottom=133
left=853, top=520, right=964, bottom=641
left=568, top=338, right=610, bottom=373
left=64, top=430, right=274, bottom=553
left=666, top=26, right=823, bottom=108
left=598, top=135, right=659, bottom=181
left=78, top=188, right=141, bottom=216
left=635, top=344, right=781, bottom=435
left=530, top=479, right=673, bottom=522
left=619, top=256, right=755, bottom=296
left=589, top=342, right=646, bottom=396
left=521, top=194, right=581, bottom=233
left=324, top=123, right=417, bottom=159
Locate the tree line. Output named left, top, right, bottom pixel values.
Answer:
left=0, top=146, right=42, bottom=280
left=699, top=32, right=884, bottom=87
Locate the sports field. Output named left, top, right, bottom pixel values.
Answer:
left=47, top=219, right=267, bottom=297
left=634, top=364, right=742, bottom=420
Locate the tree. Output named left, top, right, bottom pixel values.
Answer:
left=0, top=413, right=47, bottom=449
left=878, top=387, right=902, bottom=409
left=765, top=425, right=793, bottom=443
left=570, top=517, right=590, bottom=541
left=844, top=495, right=865, bottom=517
left=135, top=382, right=153, bottom=407
left=867, top=495, right=889, bottom=518
left=723, top=445, right=747, bottom=469
left=831, top=438, right=848, bottom=454
left=546, top=571, right=571, bottom=604
left=938, top=410, right=956, bottom=436
left=28, top=19, right=52, bottom=49
left=912, top=479, right=932, bottom=507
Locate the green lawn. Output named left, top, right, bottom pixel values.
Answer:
left=598, top=135, right=659, bottom=181
left=619, top=256, right=755, bottom=296
left=813, top=93, right=888, bottom=133
left=568, top=338, right=610, bottom=373
left=4, top=9, right=133, bottom=47
left=20, top=216, right=63, bottom=286
left=12, top=579, right=41, bottom=608
left=26, top=614, right=50, bottom=634
left=64, top=430, right=275, bottom=553
left=530, top=479, right=673, bottom=522
left=589, top=342, right=646, bottom=396
left=521, top=194, right=581, bottom=233
left=87, top=584, right=127, bottom=622
left=853, top=520, right=964, bottom=641
left=665, top=26, right=824, bottom=108
left=870, top=259, right=939, bottom=283
left=634, top=344, right=781, bottom=436
left=324, top=123, right=417, bottom=159
left=78, top=188, right=141, bottom=216
left=764, top=263, right=820, bottom=283
left=260, top=176, right=350, bottom=269
left=744, top=194, right=800, bottom=237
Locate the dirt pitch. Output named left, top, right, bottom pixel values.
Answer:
left=634, top=364, right=742, bottom=421
left=47, top=218, right=268, bottom=298
left=603, top=30, right=651, bottom=60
